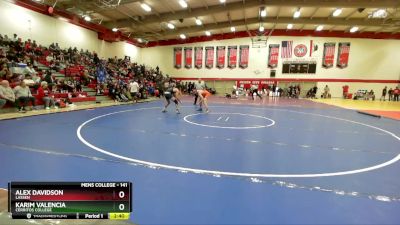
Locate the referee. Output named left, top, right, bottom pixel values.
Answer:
left=193, top=78, right=205, bottom=105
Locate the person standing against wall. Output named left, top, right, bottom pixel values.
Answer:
left=323, top=85, right=330, bottom=98
left=388, top=88, right=393, bottom=101
left=380, top=86, right=387, bottom=101
left=394, top=87, right=400, bottom=101
left=342, top=85, right=349, bottom=99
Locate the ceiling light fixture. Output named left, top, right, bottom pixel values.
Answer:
left=220, top=0, right=226, bottom=3
left=259, top=26, right=264, bottom=32
left=167, top=23, right=175, bottom=29
left=260, top=7, right=267, bottom=17
left=371, top=9, right=387, bottom=18
left=287, top=24, right=293, bottom=29
left=316, top=25, right=324, bottom=31
left=350, top=26, right=359, bottom=33
left=293, top=9, right=301, bottom=18
left=230, top=26, right=236, bottom=32
left=195, top=18, right=202, bottom=26
left=178, top=0, right=188, bottom=8
left=141, top=3, right=151, bottom=12
left=332, top=8, right=342, bottom=17
left=112, top=28, right=118, bottom=32
left=84, top=15, right=91, bottom=21
left=180, top=34, right=186, bottom=39
left=205, top=31, right=211, bottom=36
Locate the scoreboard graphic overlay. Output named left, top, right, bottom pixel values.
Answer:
left=8, top=182, right=132, bottom=220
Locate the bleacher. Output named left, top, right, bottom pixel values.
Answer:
left=1, top=31, right=167, bottom=114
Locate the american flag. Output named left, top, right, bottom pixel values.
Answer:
left=281, top=41, right=293, bottom=58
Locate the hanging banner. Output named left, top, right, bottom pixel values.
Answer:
left=322, top=43, right=336, bottom=68
left=205, top=46, right=214, bottom=69
left=216, top=46, right=226, bottom=69
left=337, top=42, right=351, bottom=68
left=239, top=45, right=249, bottom=69
left=194, top=47, right=203, bottom=69
left=228, top=46, right=237, bottom=69
left=184, top=47, right=193, bottom=69
left=281, top=41, right=293, bottom=58
left=173, top=47, right=182, bottom=69
left=268, top=44, right=279, bottom=68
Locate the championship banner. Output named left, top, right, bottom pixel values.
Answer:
left=173, top=47, right=182, bottom=69
left=184, top=47, right=193, bottom=69
left=322, top=43, right=336, bottom=68
left=194, top=47, right=203, bottom=69
left=239, top=45, right=249, bottom=69
left=268, top=44, right=279, bottom=68
left=228, top=46, right=237, bottom=69
left=216, top=46, right=226, bottom=69
left=337, top=42, right=351, bottom=68
left=205, top=46, right=214, bottom=69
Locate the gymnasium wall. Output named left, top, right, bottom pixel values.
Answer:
left=0, top=0, right=140, bottom=61
left=140, top=36, right=400, bottom=97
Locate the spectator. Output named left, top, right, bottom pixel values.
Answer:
left=23, top=74, right=36, bottom=88
left=0, top=63, right=11, bottom=79
left=0, top=80, right=16, bottom=109
left=37, top=81, right=57, bottom=109
left=368, top=90, right=375, bottom=101
left=394, top=87, right=399, bottom=101
left=32, top=40, right=37, bottom=49
left=93, top=53, right=100, bottom=65
left=380, top=86, right=387, bottom=101
left=342, top=85, right=349, bottom=99
left=108, top=82, right=118, bottom=102
left=12, top=34, right=18, bottom=42
left=3, top=35, right=11, bottom=45
left=13, top=81, right=37, bottom=112
left=31, top=72, right=41, bottom=84
left=75, top=79, right=82, bottom=92
left=323, top=85, right=331, bottom=98
left=312, top=86, right=318, bottom=99
left=388, top=88, right=393, bottom=101
left=306, top=88, right=316, bottom=98
left=44, top=70, right=56, bottom=89
left=46, top=53, right=54, bottom=62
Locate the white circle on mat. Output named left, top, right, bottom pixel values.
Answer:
left=77, top=106, right=400, bottom=178
left=183, top=112, right=275, bottom=129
